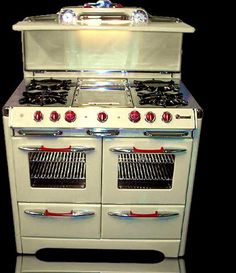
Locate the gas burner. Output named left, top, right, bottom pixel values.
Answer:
left=134, top=80, right=188, bottom=107
left=27, top=78, right=72, bottom=91
left=19, top=79, right=71, bottom=106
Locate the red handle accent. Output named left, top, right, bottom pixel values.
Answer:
left=44, top=210, right=73, bottom=217
left=133, top=147, right=165, bottom=153
left=115, top=4, right=124, bottom=8
left=39, top=146, right=72, bottom=152
left=129, top=211, right=160, bottom=218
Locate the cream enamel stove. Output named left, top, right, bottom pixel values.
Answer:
left=3, top=1, right=202, bottom=257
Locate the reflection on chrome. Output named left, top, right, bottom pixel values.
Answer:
left=15, top=255, right=186, bottom=273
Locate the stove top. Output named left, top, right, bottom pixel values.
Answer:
left=16, top=78, right=189, bottom=108
left=4, top=77, right=200, bottom=129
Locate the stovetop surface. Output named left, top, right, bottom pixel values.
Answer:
left=6, top=77, right=199, bottom=109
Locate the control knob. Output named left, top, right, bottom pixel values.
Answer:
left=162, top=111, right=172, bottom=123
left=34, top=111, right=43, bottom=122
left=145, top=112, right=156, bottom=123
left=129, top=110, right=141, bottom=123
left=98, top=112, right=108, bottom=123
left=65, top=111, right=76, bottom=123
left=50, top=111, right=60, bottom=122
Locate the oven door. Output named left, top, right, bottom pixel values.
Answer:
left=102, top=137, right=193, bottom=204
left=12, top=137, right=101, bottom=203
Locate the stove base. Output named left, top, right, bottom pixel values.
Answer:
left=21, top=237, right=181, bottom=257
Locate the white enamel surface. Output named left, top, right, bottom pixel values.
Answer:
left=13, top=21, right=195, bottom=32
left=22, top=31, right=182, bottom=72
left=9, top=107, right=195, bottom=129
left=3, top=118, right=22, bottom=253
left=21, top=237, right=180, bottom=256
left=102, top=205, right=184, bottom=239
left=18, top=255, right=183, bottom=272
left=12, top=137, right=102, bottom=203
left=19, top=203, right=101, bottom=238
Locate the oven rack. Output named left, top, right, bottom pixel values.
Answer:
left=118, top=153, right=174, bottom=189
left=29, top=152, right=86, bottom=188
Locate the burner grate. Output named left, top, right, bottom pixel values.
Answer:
left=19, top=78, right=72, bottom=106
left=134, top=80, right=188, bottom=107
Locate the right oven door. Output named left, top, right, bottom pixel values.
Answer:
left=102, top=137, right=193, bottom=204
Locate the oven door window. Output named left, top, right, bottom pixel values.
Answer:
left=28, top=151, right=86, bottom=188
left=118, top=153, right=174, bottom=189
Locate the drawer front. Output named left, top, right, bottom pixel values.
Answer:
left=19, top=203, right=101, bottom=238
left=102, top=205, right=184, bottom=239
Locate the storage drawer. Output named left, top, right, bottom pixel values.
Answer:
left=19, top=203, right=101, bottom=238
left=102, top=205, right=184, bottom=239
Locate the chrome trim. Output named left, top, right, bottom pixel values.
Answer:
left=108, top=211, right=179, bottom=218
left=19, top=147, right=41, bottom=152
left=18, top=146, right=95, bottom=152
left=82, top=102, right=120, bottom=106
left=79, top=14, right=130, bottom=21
left=87, top=130, right=119, bottom=137
left=27, top=69, right=179, bottom=74
left=110, top=147, right=186, bottom=154
left=164, top=148, right=187, bottom=154
left=18, top=130, right=63, bottom=137
left=70, top=147, right=95, bottom=153
left=144, top=131, right=189, bottom=138
left=110, top=148, right=133, bottom=153
left=24, top=209, right=95, bottom=218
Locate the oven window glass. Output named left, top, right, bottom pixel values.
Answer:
left=118, top=153, right=175, bottom=189
left=28, top=151, right=86, bottom=188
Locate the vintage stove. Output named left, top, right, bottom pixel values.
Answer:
left=2, top=1, right=202, bottom=257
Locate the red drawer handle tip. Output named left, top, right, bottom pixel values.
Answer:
left=133, top=147, right=165, bottom=153
left=39, top=146, right=72, bottom=152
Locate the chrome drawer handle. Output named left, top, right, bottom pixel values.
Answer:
left=24, top=209, right=95, bottom=218
left=108, top=211, right=179, bottom=218
left=144, top=131, right=189, bottom=138
left=18, top=130, right=63, bottom=136
left=18, top=146, right=95, bottom=153
left=87, top=130, right=119, bottom=137
left=110, top=147, right=186, bottom=154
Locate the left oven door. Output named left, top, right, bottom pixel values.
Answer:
left=12, top=137, right=102, bottom=203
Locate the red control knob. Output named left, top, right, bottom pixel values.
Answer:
left=34, top=111, right=43, bottom=122
left=129, top=110, right=141, bottom=123
left=162, top=111, right=172, bottom=123
left=98, top=112, right=108, bottom=123
left=145, top=112, right=156, bottom=123
left=65, top=111, right=76, bottom=123
left=50, top=111, right=60, bottom=122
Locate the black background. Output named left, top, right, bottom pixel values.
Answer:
left=0, top=1, right=219, bottom=272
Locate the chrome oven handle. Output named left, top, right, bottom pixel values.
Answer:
left=87, top=130, right=119, bottom=137
left=144, top=131, right=189, bottom=138
left=18, top=130, right=63, bottom=137
left=110, top=147, right=186, bottom=154
left=24, top=209, right=95, bottom=218
left=108, top=211, right=179, bottom=218
left=18, top=146, right=95, bottom=153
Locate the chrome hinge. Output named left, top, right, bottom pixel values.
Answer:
left=197, top=109, right=204, bottom=119
left=32, top=70, right=46, bottom=75
left=2, top=106, right=10, bottom=117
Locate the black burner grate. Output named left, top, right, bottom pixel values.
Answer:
left=134, top=79, right=188, bottom=107
left=19, top=78, right=72, bottom=106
